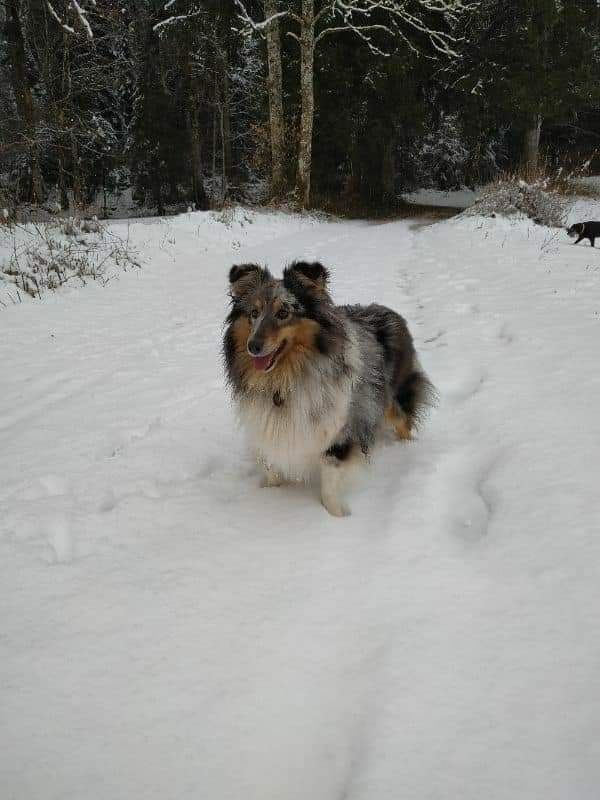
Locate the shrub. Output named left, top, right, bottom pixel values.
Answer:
left=0, top=218, right=139, bottom=301
left=466, top=176, right=567, bottom=227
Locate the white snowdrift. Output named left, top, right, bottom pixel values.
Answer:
left=1, top=201, right=600, bottom=800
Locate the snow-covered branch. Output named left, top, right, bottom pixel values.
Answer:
left=71, top=0, right=93, bottom=39
left=315, top=23, right=393, bottom=49
left=315, top=0, right=477, bottom=59
left=46, top=0, right=95, bottom=39
left=234, top=0, right=474, bottom=58
left=154, top=8, right=204, bottom=33
left=46, top=2, right=75, bottom=35
left=233, top=0, right=300, bottom=38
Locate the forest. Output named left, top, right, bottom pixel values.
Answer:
left=1, top=0, right=599, bottom=216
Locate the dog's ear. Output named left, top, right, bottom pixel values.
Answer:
left=283, top=261, right=330, bottom=296
left=229, top=263, right=270, bottom=298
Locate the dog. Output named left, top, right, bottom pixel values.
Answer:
left=223, top=260, right=434, bottom=517
left=567, top=221, right=600, bottom=247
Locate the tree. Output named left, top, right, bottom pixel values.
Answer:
left=238, top=0, right=474, bottom=207
left=455, top=0, right=600, bottom=171
left=264, top=0, right=286, bottom=197
left=5, top=0, right=45, bottom=202
left=1, top=0, right=598, bottom=217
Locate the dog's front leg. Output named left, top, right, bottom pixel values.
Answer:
left=320, top=458, right=351, bottom=517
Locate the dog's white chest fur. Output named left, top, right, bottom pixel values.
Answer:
left=237, top=359, right=355, bottom=479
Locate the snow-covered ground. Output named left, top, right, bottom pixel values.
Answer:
left=403, top=179, right=600, bottom=210
left=2, top=202, right=600, bottom=800
left=402, top=187, right=480, bottom=208
left=575, top=175, right=600, bottom=193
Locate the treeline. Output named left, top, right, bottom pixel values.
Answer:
left=1, top=0, right=599, bottom=216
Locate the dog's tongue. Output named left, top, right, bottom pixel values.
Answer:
left=252, top=353, right=273, bottom=371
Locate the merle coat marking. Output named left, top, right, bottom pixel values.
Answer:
left=223, top=261, right=434, bottom=516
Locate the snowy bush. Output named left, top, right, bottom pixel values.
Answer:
left=409, top=115, right=507, bottom=191
left=465, top=178, right=567, bottom=227
left=416, top=114, right=469, bottom=190
left=0, top=218, right=139, bottom=301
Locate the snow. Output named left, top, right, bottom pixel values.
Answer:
left=403, top=181, right=600, bottom=214
left=402, top=187, right=480, bottom=208
left=2, top=201, right=600, bottom=799
left=574, top=175, right=600, bottom=193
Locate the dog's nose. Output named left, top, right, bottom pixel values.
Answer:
left=248, top=339, right=263, bottom=356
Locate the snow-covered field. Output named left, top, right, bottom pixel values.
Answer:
left=2, top=202, right=600, bottom=799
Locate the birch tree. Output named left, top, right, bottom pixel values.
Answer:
left=264, top=0, right=286, bottom=197
left=239, top=0, right=476, bottom=207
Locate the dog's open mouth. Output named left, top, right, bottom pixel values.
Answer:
left=251, top=339, right=287, bottom=372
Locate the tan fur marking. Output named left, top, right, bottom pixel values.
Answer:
left=232, top=315, right=251, bottom=352
left=272, top=318, right=320, bottom=380
left=281, top=317, right=319, bottom=348
left=294, top=271, right=329, bottom=298
left=234, top=316, right=321, bottom=394
left=385, top=405, right=413, bottom=440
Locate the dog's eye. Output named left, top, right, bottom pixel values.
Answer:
left=250, top=309, right=260, bottom=319
left=276, top=307, right=289, bottom=320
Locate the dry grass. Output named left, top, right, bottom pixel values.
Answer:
left=465, top=172, right=568, bottom=227
left=0, top=217, right=140, bottom=301
left=508, top=157, right=600, bottom=198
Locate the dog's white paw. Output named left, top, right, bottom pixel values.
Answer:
left=321, top=494, right=351, bottom=517
left=261, top=468, right=284, bottom=488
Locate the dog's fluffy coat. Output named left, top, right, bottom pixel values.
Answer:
left=223, top=261, right=434, bottom=516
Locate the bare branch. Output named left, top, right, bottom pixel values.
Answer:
left=154, top=9, right=204, bottom=33
left=71, top=0, right=93, bottom=39
left=46, top=2, right=75, bottom=34
left=316, top=23, right=392, bottom=48
left=314, top=0, right=476, bottom=59
left=46, top=0, right=95, bottom=39
left=233, top=0, right=300, bottom=38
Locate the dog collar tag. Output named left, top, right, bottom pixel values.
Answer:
left=273, top=391, right=284, bottom=407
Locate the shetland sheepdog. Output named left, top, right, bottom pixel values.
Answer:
left=223, top=261, right=434, bottom=517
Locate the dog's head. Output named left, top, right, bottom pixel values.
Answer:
left=567, top=223, right=582, bottom=238
left=227, top=261, right=336, bottom=374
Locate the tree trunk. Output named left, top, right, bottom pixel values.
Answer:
left=57, top=108, right=69, bottom=210
left=57, top=142, right=69, bottom=211
left=296, top=0, right=315, bottom=208
left=6, top=0, right=44, bottom=203
left=523, top=113, right=542, bottom=172
left=219, top=103, right=227, bottom=202
left=381, top=137, right=395, bottom=205
left=71, top=132, right=83, bottom=210
left=186, top=63, right=209, bottom=211
left=221, top=56, right=231, bottom=199
left=264, top=0, right=286, bottom=199
left=212, top=76, right=218, bottom=207
left=131, top=4, right=165, bottom=213
left=152, top=166, right=164, bottom=216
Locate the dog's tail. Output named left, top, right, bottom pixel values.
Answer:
left=394, top=363, right=437, bottom=434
